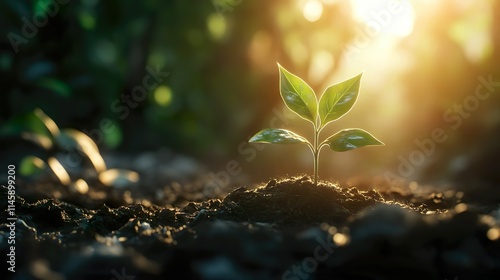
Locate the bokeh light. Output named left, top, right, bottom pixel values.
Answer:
left=303, top=0, right=324, bottom=22
left=154, top=86, right=173, bottom=107
left=207, top=14, right=227, bottom=40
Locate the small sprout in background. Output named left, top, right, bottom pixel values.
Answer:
left=33, top=108, right=61, bottom=137
left=98, top=169, right=140, bottom=188
left=10, top=108, right=140, bottom=190
left=20, top=132, right=53, bottom=150
left=47, top=157, right=72, bottom=186
left=249, top=63, right=384, bottom=185
left=19, top=156, right=46, bottom=177
left=70, top=179, right=89, bottom=195
left=56, top=128, right=107, bottom=173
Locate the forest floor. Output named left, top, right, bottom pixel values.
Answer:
left=2, top=173, right=500, bottom=279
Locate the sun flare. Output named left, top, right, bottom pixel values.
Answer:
left=303, top=0, right=324, bottom=22
left=350, top=0, right=415, bottom=37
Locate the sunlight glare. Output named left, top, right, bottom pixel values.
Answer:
left=99, top=169, right=140, bottom=187
left=321, top=0, right=337, bottom=5
left=309, top=50, right=334, bottom=84
left=350, top=0, right=415, bottom=37
left=47, top=157, right=71, bottom=186
left=303, top=0, right=323, bottom=22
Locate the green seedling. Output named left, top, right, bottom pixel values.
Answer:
left=249, top=64, right=384, bottom=185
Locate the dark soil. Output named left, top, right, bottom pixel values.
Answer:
left=1, top=176, right=500, bottom=279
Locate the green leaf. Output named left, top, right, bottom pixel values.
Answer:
left=249, top=128, right=309, bottom=144
left=319, top=73, right=362, bottom=128
left=21, top=132, right=53, bottom=150
left=278, top=64, right=318, bottom=124
left=0, top=111, right=50, bottom=138
left=33, top=108, right=61, bottom=137
left=325, top=128, right=384, bottom=152
left=19, top=156, right=46, bottom=177
left=55, top=128, right=107, bottom=173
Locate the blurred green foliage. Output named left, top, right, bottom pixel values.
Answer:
left=0, top=0, right=354, bottom=158
left=1, top=0, right=233, bottom=154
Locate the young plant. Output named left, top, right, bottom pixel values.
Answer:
left=249, top=64, right=384, bottom=185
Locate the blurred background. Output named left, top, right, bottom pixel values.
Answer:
left=1, top=0, right=499, bottom=195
